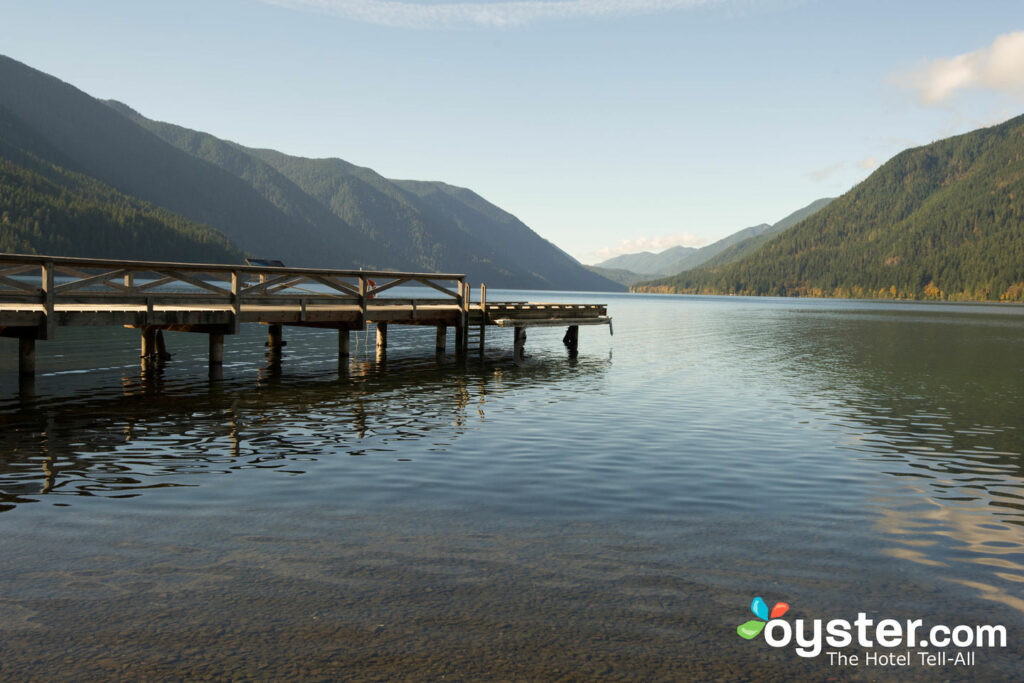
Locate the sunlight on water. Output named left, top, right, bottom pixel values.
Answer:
left=1, top=292, right=1022, bottom=679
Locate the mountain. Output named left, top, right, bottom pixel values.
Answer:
left=695, top=197, right=833, bottom=271
left=0, top=54, right=623, bottom=291
left=105, top=103, right=619, bottom=291
left=0, top=55, right=351, bottom=268
left=0, top=107, right=242, bottom=262
left=584, top=265, right=649, bottom=287
left=635, top=116, right=1024, bottom=301
left=595, top=245, right=698, bottom=276
left=595, top=198, right=833, bottom=280
left=666, top=222, right=772, bottom=272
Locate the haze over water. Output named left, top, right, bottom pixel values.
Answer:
left=1, top=292, right=1022, bottom=680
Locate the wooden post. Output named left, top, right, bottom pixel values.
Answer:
left=155, top=329, right=172, bottom=360
left=41, top=260, right=55, bottom=340
left=455, top=280, right=467, bottom=355
left=462, top=280, right=468, bottom=352
left=376, top=323, right=388, bottom=354
left=338, top=328, right=350, bottom=358
left=358, top=274, right=368, bottom=328
left=478, top=283, right=487, bottom=355
left=230, top=271, right=241, bottom=334
left=18, top=336, right=35, bottom=376
left=435, top=325, right=447, bottom=353
left=141, top=326, right=156, bottom=359
left=267, top=323, right=284, bottom=356
left=563, top=325, right=579, bottom=354
left=513, top=326, right=526, bottom=361
left=209, top=332, right=224, bottom=365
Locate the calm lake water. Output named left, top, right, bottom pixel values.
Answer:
left=1, top=292, right=1022, bottom=680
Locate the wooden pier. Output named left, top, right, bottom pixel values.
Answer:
left=0, top=254, right=611, bottom=376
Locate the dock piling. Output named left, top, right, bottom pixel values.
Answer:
left=141, top=326, right=157, bottom=360
left=18, top=336, right=35, bottom=376
left=267, top=323, right=284, bottom=357
left=513, top=326, right=527, bottom=361
left=339, top=329, right=350, bottom=358
left=562, top=325, right=579, bottom=355
left=209, top=333, right=225, bottom=366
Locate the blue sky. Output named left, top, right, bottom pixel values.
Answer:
left=2, top=0, right=1022, bottom=262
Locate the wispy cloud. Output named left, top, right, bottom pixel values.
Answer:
left=258, top=0, right=719, bottom=29
left=857, top=156, right=880, bottom=171
left=807, top=161, right=843, bottom=182
left=892, top=30, right=1024, bottom=104
left=590, top=233, right=707, bottom=262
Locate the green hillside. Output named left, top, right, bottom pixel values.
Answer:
left=595, top=245, right=698, bottom=276
left=636, top=116, right=1024, bottom=302
left=0, top=108, right=242, bottom=262
left=695, top=198, right=833, bottom=270
left=666, top=223, right=771, bottom=272
left=0, top=56, right=352, bottom=268
left=585, top=265, right=648, bottom=286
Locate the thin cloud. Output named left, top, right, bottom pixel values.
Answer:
left=857, top=156, right=880, bottom=171
left=893, top=30, right=1024, bottom=104
left=807, top=161, right=843, bottom=182
left=591, top=233, right=707, bottom=261
left=259, top=0, right=719, bottom=28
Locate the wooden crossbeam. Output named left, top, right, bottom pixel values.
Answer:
left=309, top=275, right=361, bottom=297
left=241, top=273, right=304, bottom=295
left=266, top=277, right=309, bottom=295
left=159, top=270, right=231, bottom=295
left=54, top=269, right=130, bottom=294
left=0, top=265, right=37, bottom=278
left=367, top=277, right=411, bottom=297
left=0, top=273, right=40, bottom=293
left=134, top=276, right=178, bottom=292
left=414, top=278, right=459, bottom=299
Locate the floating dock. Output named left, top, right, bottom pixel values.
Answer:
left=0, top=254, right=611, bottom=376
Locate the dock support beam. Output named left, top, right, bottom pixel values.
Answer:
left=562, top=325, right=579, bottom=355
left=267, top=323, right=284, bottom=357
left=141, top=326, right=157, bottom=360
left=209, top=333, right=224, bottom=366
left=479, top=283, right=487, bottom=356
left=376, top=323, right=388, bottom=358
left=155, top=330, right=171, bottom=360
left=513, top=326, right=526, bottom=361
left=455, top=325, right=465, bottom=355
left=19, top=336, right=35, bottom=376
left=339, top=329, right=350, bottom=358
left=435, top=325, right=447, bottom=354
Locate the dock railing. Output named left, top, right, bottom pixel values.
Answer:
left=0, top=253, right=468, bottom=338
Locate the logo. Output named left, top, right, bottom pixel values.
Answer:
left=734, top=595, right=1005, bottom=665
left=737, top=596, right=789, bottom=640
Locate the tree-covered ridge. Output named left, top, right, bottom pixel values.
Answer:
left=635, top=115, right=1024, bottom=302
left=0, top=148, right=243, bottom=263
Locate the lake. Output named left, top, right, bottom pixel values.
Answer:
left=1, top=292, right=1022, bottom=680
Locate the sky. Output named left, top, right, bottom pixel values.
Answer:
left=1, top=0, right=1022, bottom=263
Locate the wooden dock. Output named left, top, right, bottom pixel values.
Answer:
left=0, top=254, right=611, bottom=376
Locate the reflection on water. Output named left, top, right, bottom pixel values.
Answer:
left=1, top=336, right=609, bottom=511
left=1, top=293, right=1023, bottom=680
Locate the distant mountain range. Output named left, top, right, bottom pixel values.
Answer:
left=594, top=244, right=699, bottom=276
left=0, top=55, right=622, bottom=291
left=590, top=198, right=833, bottom=286
left=635, top=114, right=1024, bottom=301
